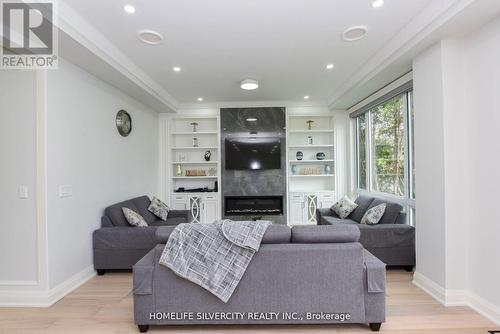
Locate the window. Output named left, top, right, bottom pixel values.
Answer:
left=371, top=94, right=405, bottom=196
left=354, top=85, right=415, bottom=224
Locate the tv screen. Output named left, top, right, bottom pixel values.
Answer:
left=225, top=137, right=281, bottom=170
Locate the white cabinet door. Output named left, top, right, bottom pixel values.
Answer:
left=318, top=193, right=336, bottom=210
left=172, top=195, right=188, bottom=210
left=202, top=195, right=218, bottom=224
left=306, top=194, right=319, bottom=224
left=189, top=196, right=202, bottom=223
left=289, top=193, right=306, bottom=226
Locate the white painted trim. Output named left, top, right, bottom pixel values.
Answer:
left=328, top=0, right=475, bottom=108
left=413, top=272, right=500, bottom=326
left=412, top=271, right=446, bottom=305
left=347, top=72, right=413, bottom=113
left=178, top=100, right=329, bottom=110
left=0, top=281, right=39, bottom=286
left=0, top=265, right=95, bottom=307
left=56, top=2, right=178, bottom=112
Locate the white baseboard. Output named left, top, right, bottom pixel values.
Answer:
left=412, top=271, right=447, bottom=304
left=413, top=271, right=500, bottom=326
left=0, top=265, right=95, bottom=307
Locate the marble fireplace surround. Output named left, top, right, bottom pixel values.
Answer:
left=220, top=107, right=287, bottom=224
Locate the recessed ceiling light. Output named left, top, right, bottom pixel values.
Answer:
left=246, top=117, right=257, bottom=122
left=197, top=97, right=203, bottom=102
left=342, top=26, right=368, bottom=41
left=173, top=66, right=181, bottom=72
left=304, top=95, right=310, bottom=100
left=124, top=4, right=136, bottom=13
left=240, top=79, right=259, bottom=90
left=372, top=0, right=384, bottom=8
left=326, top=64, right=334, bottom=70
left=138, top=30, right=163, bottom=45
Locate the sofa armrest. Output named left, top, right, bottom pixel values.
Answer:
left=316, top=208, right=336, bottom=225
left=101, top=216, right=113, bottom=228
left=167, top=209, right=193, bottom=223
left=93, top=226, right=158, bottom=250
left=133, top=249, right=155, bottom=296
left=395, top=211, right=407, bottom=224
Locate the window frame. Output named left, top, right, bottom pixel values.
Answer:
left=354, top=88, right=416, bottom=224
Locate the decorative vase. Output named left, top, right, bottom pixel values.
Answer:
left=192, top=137, right=199, bottom=147
left=316, top=152, right=325, bottom=160
left=324, top=164, right=331, bottom=175
left=204, top=150, right=211, bottom=161
left=307, top=136, right=313, bottom=145
left=296, top=151, right=303, bottom=160
left=291, top=165, right=298, bottom=175
left=175, top=164, right=182, bottom=176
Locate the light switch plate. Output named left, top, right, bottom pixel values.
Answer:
left=18, top=185, right=28, bottom=199
left=59, top=185, right=73, bottom=198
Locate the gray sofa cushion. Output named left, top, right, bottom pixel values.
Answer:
left=261, top=224, right=291, bottom=243
left=319, top=219, right=414, bottom=248
left=93, top=226, right=158, bottom=250
left=291, top=224, right=360, bottom=243
left=105, top=199, right=140, bottom=227
left=105, top=196, right=161, bottom=226
left=321, top=215, right=355, bottom=225
left=155, top=223, right=291, bottom=244
left=367, top=199, right=403, bottom=224
left=133, top=196, right=158, bottom=224
left=348, top=195, right=375, bottom=223
left=149, top=217, right=186, bottom=226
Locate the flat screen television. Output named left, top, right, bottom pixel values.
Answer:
left=225, top=137, right=281, bottom=170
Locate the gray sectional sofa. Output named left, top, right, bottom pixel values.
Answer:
left=316, top=194, right=415, bottom=270
left=133, top=224, right=386, bottom=332
left=93, top=196, right=191, bottom=274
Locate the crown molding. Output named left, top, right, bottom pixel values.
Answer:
left=327, top=0, right=476, bottom=109
left=56, top=2, right=179, bottom=113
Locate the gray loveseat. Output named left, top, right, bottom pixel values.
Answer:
left=93, top=196, right=191, bottom=275
left=133, top=224, right=386, bottom=332
left=316, top=194, right=415, bottom=270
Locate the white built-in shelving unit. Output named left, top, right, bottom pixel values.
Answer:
left=286, top=114, right=337, bottom=226
left=165, top=116, right=221, bottom=224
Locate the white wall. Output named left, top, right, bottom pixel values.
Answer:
left=413, top=15, right=500, bottom=323
left=463, top=16, right=500, bottom=319
left=413, top=43, right=447, bottom=288
left=0, top=71, right=38, bottom=283
left=46, top=59, right=159, bottom=288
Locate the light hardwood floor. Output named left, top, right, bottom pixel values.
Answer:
left=0, top=270, right=496, bottom=333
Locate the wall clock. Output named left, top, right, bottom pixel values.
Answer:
left=116, top=110, right=132, bottom=137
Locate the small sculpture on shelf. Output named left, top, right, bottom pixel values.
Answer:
left=175, top=164, right=182, bottom=177
left=306, top=120, right=314, bottom=130
left=296, top=151, right=303, bottom=160
left=190, top=122, right=198, bottom=132
left=204, top=150, right=211, bottom=161
left=192, top=137, right=199, bottom=147
left=291, top=165, right=298, bottom=175
left=307, top=136, right=313, bottom=145
left=316, top=152, right=325, bottom=160
left=324, top=164, right=331, bottom=175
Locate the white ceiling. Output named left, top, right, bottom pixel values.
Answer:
left=60, top=0, right=433, bottom=105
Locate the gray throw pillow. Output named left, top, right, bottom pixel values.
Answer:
left=122, top=207, right=148, bottom=227
left=148, top=197, right=170, bottom=221
left=360, top=203, right=386, bottom=225
left=331, top=196, right=358, bottom=219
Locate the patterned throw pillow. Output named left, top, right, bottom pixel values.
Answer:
left=331, top=196, right=358, bottom=219
left=122, top=207, right=148, bottom=227
left=360, top=203, right=387, bottom=225
left=148, top=197, right=170, bottom=221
